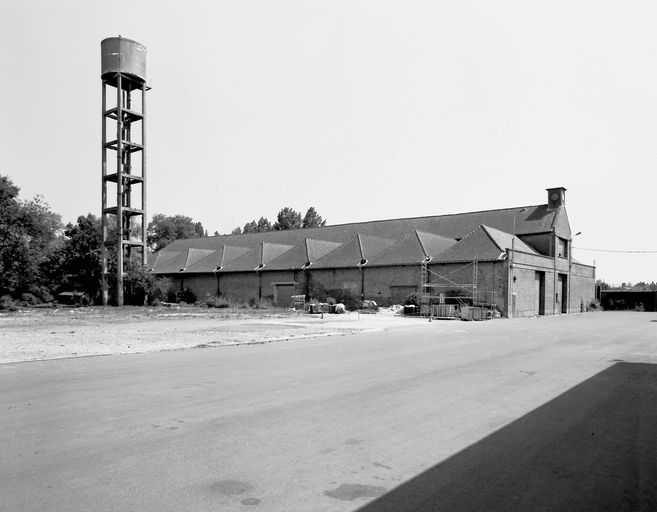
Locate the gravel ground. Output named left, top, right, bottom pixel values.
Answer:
left=0, top=305, right=428, bottom=364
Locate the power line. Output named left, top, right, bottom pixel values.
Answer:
left=572, top=247, right=657, bottom=254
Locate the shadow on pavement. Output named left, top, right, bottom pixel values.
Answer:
left=358, top=362, right=657, bottom=512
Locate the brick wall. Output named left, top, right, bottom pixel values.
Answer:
left=260, top=270, right=301, bottom=303
left=511, top=251, right=595, bottom=316
left=511, top=251, right=555, bottom=317
left=164, top=254, right=595, bottom=316
left=427, top=261, right=508, bottom=315
left=363, top=265, right=420, bottom=306
left=176, top=275, right=217, bottom=300
left=217, top=272, right=260, bottom=302
left=305, top=268, right=362, bottom=309
left=569, top=262, right=596, bottom=313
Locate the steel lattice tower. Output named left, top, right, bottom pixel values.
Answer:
left=100, top=37, right=149, bottom=306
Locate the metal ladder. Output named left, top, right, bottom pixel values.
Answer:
left=419, top=261, right=431, bottom=316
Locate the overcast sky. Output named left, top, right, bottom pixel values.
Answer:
left=1, top=0, right=655, bottom=285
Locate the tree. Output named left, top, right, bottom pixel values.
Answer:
left=242, top=217, right=272, bottom=233
left=0, top=175, right=62, bottom=301
left=147, top=214, right=206, bottom=251
left=231, top=207, right=327, bottom=234
left=302, top=207, right=326, bottom=229
left=47, top=214, right=103, bottom=298
left=256, top=216, right=272, bottom=232
left=273, top=207, right=302, bottom=231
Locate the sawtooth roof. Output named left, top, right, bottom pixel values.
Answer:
left=150, top=201, right=569, bottom=275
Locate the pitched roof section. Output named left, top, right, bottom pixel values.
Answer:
left=151, top=197, right=570, bottom=275
left=312, top=235, right=396, bottom=269
left=150, top=250, right=178, bottom=271
left=157, top=203, right=564, bottom=257
left=266, top=238, right=343, bottom=270
left=368, top=231, right=456, bottom=266
left=152, top=248, right=214, bottom=274
left=221, top=242, right=294, bottom=272
left=182, top=245, right=251, bottom=273
left=432, top=225, right=538, bottom=263
left=306, top=239, right=343, bottom=264
left=483, top=225, right=537, bottom=254
left=551, top=206, right=572, bottom=239
left=358, top=235, right=397, bottom=264
left=417, top=231, right=458, bottom=259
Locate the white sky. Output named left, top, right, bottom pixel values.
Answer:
left=1, top=0, right=655, bottom=285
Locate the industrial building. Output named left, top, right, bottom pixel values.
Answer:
left=150, top=187, right=596, bottom=318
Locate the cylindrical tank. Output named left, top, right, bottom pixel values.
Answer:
left=101, top=37, right=146, bottom=83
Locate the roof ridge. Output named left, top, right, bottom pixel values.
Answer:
left=185, top=204, right=548, bottom=244
left=414, top=230, right=428, bottom=259
left=356, top=234, right=365, bottom=261
left=304, top=238, right=311, bottom=264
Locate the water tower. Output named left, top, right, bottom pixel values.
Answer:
left=100, top=36, right=149, bottom=306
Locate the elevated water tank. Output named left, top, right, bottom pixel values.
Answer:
left=101, top=37, right=146, bottom=83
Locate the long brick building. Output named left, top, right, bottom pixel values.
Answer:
left=150, top=187, right=595, bottom=317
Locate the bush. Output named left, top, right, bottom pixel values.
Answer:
left=0, top=295, right=18, bottom=311
left=404, top=291, right=421, bottom=308
left=150, top=277, right=172, bottom=304
left=205, top=295, right=231, bottom=308
left=248, top=297, right=273, bottom=309
left=174, top=288, right=197, bottom=304
left=19, top=293, right=40, bottom=306
left=27, top=286, right=53, bottom=303
left=588, top=300, right=602, bottom=311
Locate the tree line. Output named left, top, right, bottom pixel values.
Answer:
left=231, top=206, right=326, bottom=234
left=0, top=174, right=327, bottom=307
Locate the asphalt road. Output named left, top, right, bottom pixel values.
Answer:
left=2, top=312, right=657, bottom=511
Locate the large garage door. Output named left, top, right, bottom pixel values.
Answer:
left=274, top=284, right=295, bottom=307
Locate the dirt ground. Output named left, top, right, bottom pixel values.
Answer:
left=0, top=305, right=428, bottom=364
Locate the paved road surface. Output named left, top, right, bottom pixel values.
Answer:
left=2, top=312, right=656, bottom=511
